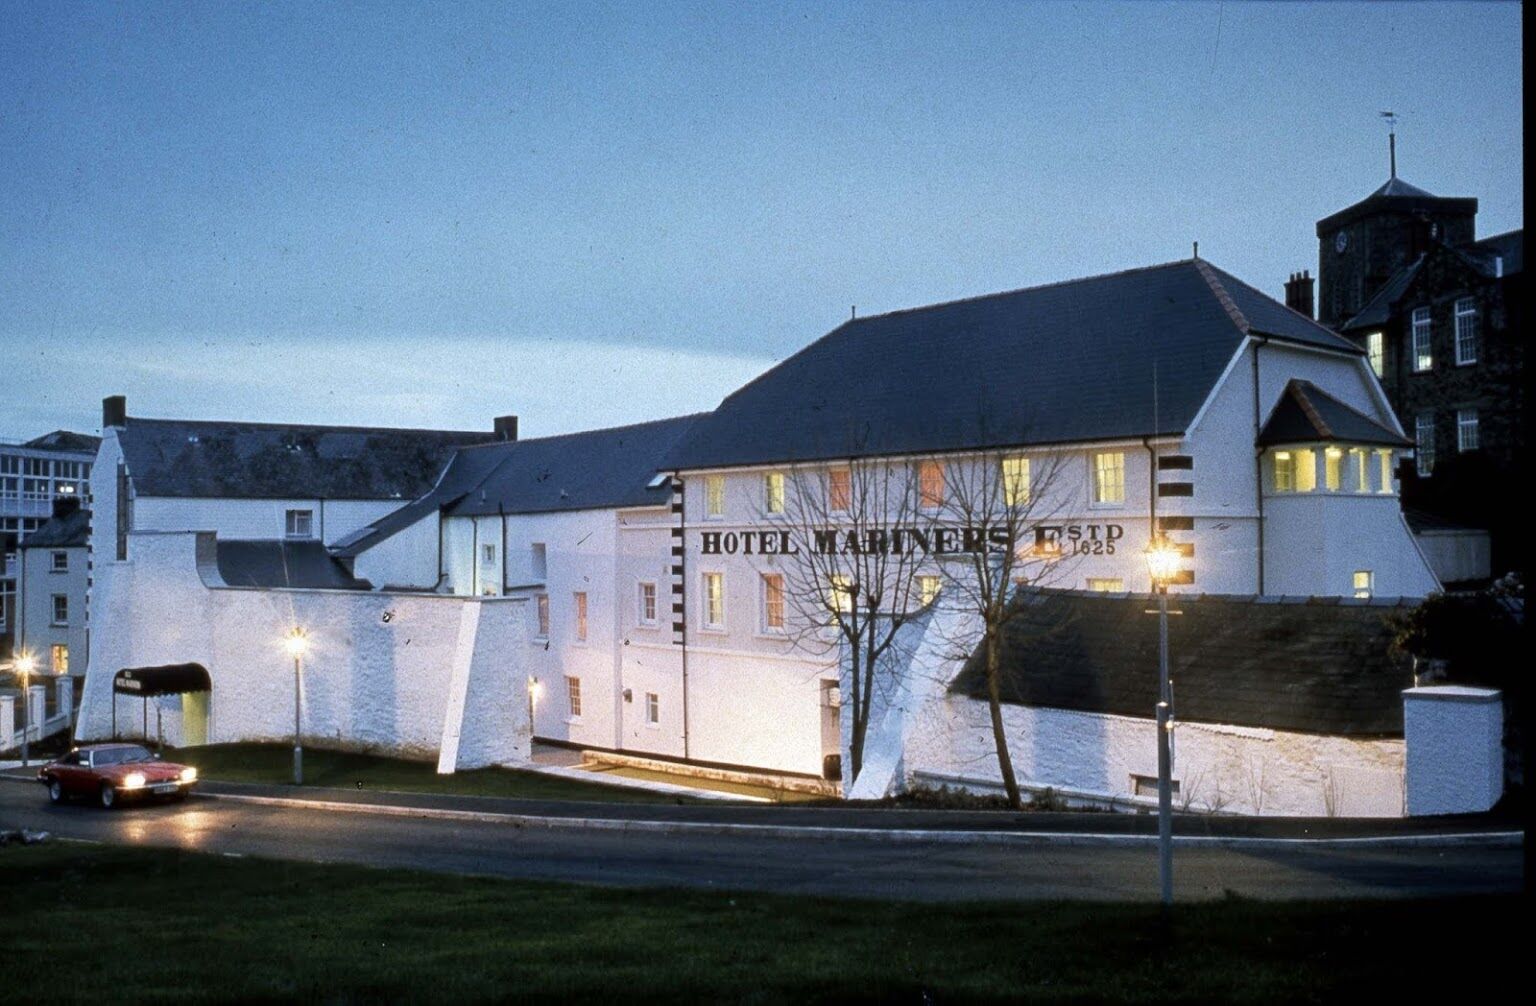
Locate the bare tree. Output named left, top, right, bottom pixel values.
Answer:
left=757, top=453, right=929, bottom=783
left=919, top=447, right=1078, bottom=809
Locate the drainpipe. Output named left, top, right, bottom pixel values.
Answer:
left=471, top=518, right=480, bottom=596
left=1142, top=437, right=1158, bottom=544
left=1252, top=335, right=1269, bottom=596
left=499, top=504, right=507, bottom=594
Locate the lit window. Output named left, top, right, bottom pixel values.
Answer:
left=1091, top=452, right=1125, bottom=505
left=573, top=591, right=588, bottom=641
left=1376, top=449, right=1395, bottom=494
left=1349, top=448, right=1370, bottom=493
left=702, top=572, right=725, bottom=629
left=1086, top=578, right=1124, bottom=592
left=638, top=581, right=657, bottom=625
left=827, top=573, right=853, bottom=614
left=917, top=574, right=942, bottom=606
left=284, top=509, right=314, bottom=539
left=1324, top=447, right=1344, bottom=491
left=1273, top=451, right=1295, bottom=492
left=705, top=475, right=725, bottom=518
left=1365, top=331, right=1385, bottom=377
left=1415, top=414, right=1436, bottom=477
left=1457, top=409, right=1480, bottom=452
left=52, top=644, right=69, bottom=675
left=1002, top=456, right=1031, bottom=507
left=827, top=468, right=851, bottom=511
left=50, top=550, right=69, bottom=572
left=1411, top=307, right=1432, bottom=372
left=918, top=461, right=945, bottom=509
left=1293, top=449, right=1317, bottom=492
left=1454, top=298, right=1479, bottom=365
left=1353, top=571, right=1374, bottom=599
left=761, top=573, right=785, bottom=632
left=52, top=594, right=68, bottom=625
left=536, top=594, right=550, bottom=637
left=764, top=471, right=785, bottom=514
left=645, top=692, right=660, bottom=725
left=566, top=676, right=582, bottom=719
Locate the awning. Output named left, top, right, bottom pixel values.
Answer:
left=113, top=664, right=211, bottom=697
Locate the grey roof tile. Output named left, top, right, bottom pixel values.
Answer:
left=216, top=539, right=370, bottom=591
left=1257, top=379, right=1411, bottom=447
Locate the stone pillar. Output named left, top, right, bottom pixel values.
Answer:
left=1403, top=686, right=1504, bottom=816
left=56, top=677, right=74, bottom=725
left=1, top=694, right=14, bottom=749
left=27, top=685, right=46, bottom=737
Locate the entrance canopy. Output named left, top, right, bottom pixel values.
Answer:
left=113, top=664, right=211, bottom=697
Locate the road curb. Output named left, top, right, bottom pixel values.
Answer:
left=200, top=790, right=1527, bottom=851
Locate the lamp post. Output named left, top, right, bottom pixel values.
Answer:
left=15, top=652, right=36, bottom=768
left=284, top=628, right=309, bottom=785
left=1144, top=536, right=1181, bottom=908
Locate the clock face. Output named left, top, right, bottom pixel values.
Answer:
left=1335, top=231, right=1349, bottom=254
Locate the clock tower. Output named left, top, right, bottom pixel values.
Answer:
left=1315, top=174, right=1477, bottom=329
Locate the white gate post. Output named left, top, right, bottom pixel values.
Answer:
left=1403, top=685, right=1504, bottom=816
left=27, top=685, right=46, bottom=739
left=1, top=695, right=14, bottom=749
left=56, top=677, right=74, bottom=725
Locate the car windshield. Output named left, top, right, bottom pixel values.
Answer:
left=94, top=746, right=154, bottom=766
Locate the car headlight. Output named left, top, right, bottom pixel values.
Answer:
left=122, top=772, right=146, bottom=790
left=180, top=767, right=198, bottom=783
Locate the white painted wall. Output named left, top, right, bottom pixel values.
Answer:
left=17, top=542, right=89, bottom=675
left=133, top=497, right=403, bottom=546
left=75, top=531, right=530, bottom=767
left=1413, top=530, right=1491, bottom=585
left=352, top=510, right=442, bottom=590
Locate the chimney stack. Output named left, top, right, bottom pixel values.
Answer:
left=493, top=415, right=518, bottom=442
left=1284, top=270, right=1315, bottom=319
left=102, top=395, right=127, bottom=429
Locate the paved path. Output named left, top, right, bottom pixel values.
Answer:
left=0, top=781, right=1522, bottom=902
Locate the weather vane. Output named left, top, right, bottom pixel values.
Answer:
left=1380, top=110, right=1398, bottom=178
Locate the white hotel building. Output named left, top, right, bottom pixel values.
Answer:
left=75, top=258, right=1479, bottom=815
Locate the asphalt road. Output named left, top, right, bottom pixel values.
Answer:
left=1, top=783, right=1522, bottom=902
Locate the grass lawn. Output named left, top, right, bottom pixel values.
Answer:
left=169, top=742, right=697, bottom=804
left=1, top=843, right=1520, bottom=1003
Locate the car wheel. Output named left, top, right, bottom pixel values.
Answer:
left=48, top=779, right=64, bottom=804
left=99, top=784, right=117, bottom=809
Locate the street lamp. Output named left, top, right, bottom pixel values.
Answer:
left=15, top=652, right=37, bottom=768
left=1144, top=535, right=1181, bottom=908
left=284, top=628, right=309, bottom=785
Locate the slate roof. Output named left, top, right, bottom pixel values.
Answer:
left=332, top=415, right=702, bottom=558
left=664, top=259, right=1360, bottom=472
left=117, top=418, right=494, bottom=501
left=19, top=508, right=91, bottom=549
left=1466, top=228, right=1523, bottom=277
left=1257, top=380, right=1410, bottom=447
left=215, top=540, right=370, bottom=591
left=1339, top=256, right=1424, bottom=332
left=1315, top=176, right=1478, bottom=235
left=22, top=430, right=101, bottom=453
left=949, top=590, right=1415, bottom=737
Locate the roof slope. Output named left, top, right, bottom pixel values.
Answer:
left=333, top=414, right=702, bottom=558
left=1340, top=256, right=1425, bottom=332
left=1258, top=380, right=1410, bottom=447
left=665, top=259, right=1358, bottom=471
left=216, top=540, right=370, bottom=591
left=23, top=430, right=101, bottom=453
left=445, top=414, right=703, bottom=517
left=19, top=508, right=91, bottom=548
left=1466, top=228, right=1523, bottom=277
left=949, top=590, right=1414, bottom=736
left=1315, top=176, right=1478, bottom=235
left=117, top=418, right=494, bottom=500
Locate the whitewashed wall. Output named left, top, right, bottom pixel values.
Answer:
left=76, top=531, right=530, bottom=768
left=133, top=497, right=403, bottom=546
left=352, top=510, right=442, bottom=590
left=1265, top=493, right=1439, bottom=598
left=17, top=542, right=89, bottom=675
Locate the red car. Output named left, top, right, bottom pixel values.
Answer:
left=38, top=743, right=198, bottom=808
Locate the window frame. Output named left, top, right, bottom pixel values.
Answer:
left=1086, top=577, right=1125, bottom=593
left=572, top=591, right=588, bottom=642
left=51, top=593, right=68, bottom=626
left=645, top=691, right=660, bottom=726
left=535, top=593, right=550, bottom=639
left=917, top=574, right=942, bottom=607
left=917, top=460, right=946, bottom=510
left=827, top=467, right=851, bottom=512
left=284, top=508, right=315, bottom=540
left=701, top=571, right=726, bottom=631
left=1001, top=455, right=1031, bottom=507
left=565, top=675, right=582, bottom=721
left=1272, top=450, right=1296, bottom=492
left=1352, top=570, right=1374, bottom=599
left=637, top=581, right=658, bottom=626
left=50, top=550, right=69, bottom=572
left=704, top=474, right=726, bottom=519
left=1411, top=306, right=1433, bottom=372
left=760, top=572, right=786, bottom=634
left=1456, top=409, right=1480, bottom=453
left=1453, top=298, right=1479, bottom=366
left=52, top=643, right=69, bottom=675
left=1415, top=413, right=1436, bottom=477
left=1090, top=451, right=1126, bottom=506
left=763, top=471, right=786, bottom=515
left=1365, top=330, right=1385, bottom=378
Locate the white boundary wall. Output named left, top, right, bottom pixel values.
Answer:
left=76, top=531, right=529, bottom=769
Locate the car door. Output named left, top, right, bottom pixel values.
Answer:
left=64, top=750, right=94, bottom=795
left=50, top=750, right=83, bottom=793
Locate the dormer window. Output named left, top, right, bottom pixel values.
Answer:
left=285, top=509, right=314, bottom=539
